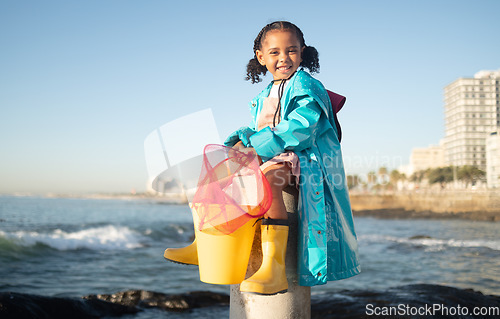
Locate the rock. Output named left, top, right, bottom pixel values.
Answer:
left=0, top=291, right=138, bottom=319
left=311, top=284, right=500, bottom=318
left=0, top=290, right=229, bottom=318
left=352, top=208, right=500, bottom=222
left=85, top=290, right=229, bottom=311
left=1, top=285, right=498, bottom=318
left=409, top=235, right=432, bottom=240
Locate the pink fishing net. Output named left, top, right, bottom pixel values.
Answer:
left=191, top=144, right=272, bottom=235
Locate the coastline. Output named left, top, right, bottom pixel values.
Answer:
left=1, top=193, right=498, bottom=318
left=352, top=208, right=499, bottom=222
left=350, top=190, right=500, bottom=222
left=1, top=284, right=498, bottom=318
left=3, top=190, right=499, bottom=221
left=0, top=192, right=189, bottom=205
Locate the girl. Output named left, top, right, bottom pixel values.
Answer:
left=165, top=21, right=360, bottom=295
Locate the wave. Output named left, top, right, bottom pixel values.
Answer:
left=0, top=225, right=146, bottom=251
left=359, top=234, right=500, bottom=251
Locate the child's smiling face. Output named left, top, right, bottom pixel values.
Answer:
left=256, top=30, right=303, bottom=81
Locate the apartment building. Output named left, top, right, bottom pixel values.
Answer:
left=443, top=69, right=500, bottom=170
left=409, top=144, right=445, bottom=174
left=486, top=131, right=500, bottom=188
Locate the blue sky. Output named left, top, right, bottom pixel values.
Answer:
left=1, top=0, right=499, bottom=194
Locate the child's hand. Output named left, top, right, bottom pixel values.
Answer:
left=230, top=142, right=262, bottom=164
left=232, top=141, right=245, bottom=150
left=240, top=147, right=262, bottom=165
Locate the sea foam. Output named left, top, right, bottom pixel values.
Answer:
left=359, top=234, right=500, bottom=251
left=0, top=225, right=144, bottom=251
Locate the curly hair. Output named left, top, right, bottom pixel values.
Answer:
left=245, top=21, right=320, bottom=83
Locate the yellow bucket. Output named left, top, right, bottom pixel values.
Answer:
left=191, top=204, right=257, bottom=285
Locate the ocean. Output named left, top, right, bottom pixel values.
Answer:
left=0, top=195, right=498, bottom=318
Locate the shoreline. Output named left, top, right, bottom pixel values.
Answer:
left=2, top=192, right=499, bottom=222
left=352, top=208, right=500, bottom=222
left=1, top=284, right=498, bottom=318
left=0, top=192, right=189, bottom=205
left=350, top=191, right=500, bottom=222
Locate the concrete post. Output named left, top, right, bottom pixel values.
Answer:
left=229, top=186, right=311, bottom=319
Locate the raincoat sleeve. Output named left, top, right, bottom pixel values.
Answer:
left=248, top=95, right=322, bottom=161
left=223, top=126, right=256, bottom=147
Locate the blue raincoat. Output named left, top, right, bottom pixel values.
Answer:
left=224, top=69, right=360, bottom=286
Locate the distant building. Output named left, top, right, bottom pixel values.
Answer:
left=443, top=69, right=500, bottom=171
left=486, top=131, right=500, bottom=188
left=409, top=144, right=445, bottom=174
left=397, top=164, right=412, bottom=177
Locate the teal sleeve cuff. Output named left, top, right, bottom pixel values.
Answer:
left=249, top=127, right=284, bottom=162
left=249, top=96, right=322, bottom=160
left=223, top=126, right=256, bottom=147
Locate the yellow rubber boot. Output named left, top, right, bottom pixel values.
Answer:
left=163, top=239, right=198, bottom=266
left=240, top=220, right=288, bottom=295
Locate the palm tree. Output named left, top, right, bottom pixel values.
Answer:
left=367, top=171, right=377, bottom=186
left=457, top=165, right=485, bottom=188
left=390, top=170, right=401, bottom=184
left=427, top=166, right=454, bottom=188
left=347, top=174, right=359, bottom=189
